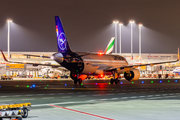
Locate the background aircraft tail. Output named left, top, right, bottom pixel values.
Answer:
left=55, top=16, right=71, bottom=53
left=104, top=37, right=115, bottom=54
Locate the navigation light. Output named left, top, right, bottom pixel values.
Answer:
left=98, top=52, right=103, bottom=56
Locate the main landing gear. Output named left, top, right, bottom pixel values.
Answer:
left=110, top=78, right=120, bottom=84
left=74, top=79, right=82, bottom=84
left=70, top=73, right=82, bottom=85
left=110, top=71, right=120, bottom=84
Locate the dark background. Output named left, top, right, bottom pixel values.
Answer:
left=0, top=0, right=179, bottom=53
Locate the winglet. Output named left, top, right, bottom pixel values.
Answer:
left=0, top=49, right=9, bottom=62
left=178, top=47, right=179, bottom=61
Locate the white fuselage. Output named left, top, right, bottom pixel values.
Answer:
left=79, top=53, right=129, bottom=74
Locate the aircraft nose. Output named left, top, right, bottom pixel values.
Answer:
left=52, top=53, right=64, bottom=63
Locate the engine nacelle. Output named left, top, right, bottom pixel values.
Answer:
left=124, top=69, right=140, bottom=81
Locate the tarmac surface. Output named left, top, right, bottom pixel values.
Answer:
left=0, top=78, right=180, bottom=120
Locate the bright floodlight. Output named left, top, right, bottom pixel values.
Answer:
left=7, top=19, right=12, bottom=23
left=119, top=23, right=123, bottom=26
left=129, top=20, right=135, bottom=23
left=139, top=23, right=143, bottom=26
left=113, top=21, right=119, bottom=24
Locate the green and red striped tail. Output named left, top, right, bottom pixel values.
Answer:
left=104, top=37, right=115, bottom=54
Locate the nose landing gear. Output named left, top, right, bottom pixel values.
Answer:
left=70, top=72, right=83, bottom=85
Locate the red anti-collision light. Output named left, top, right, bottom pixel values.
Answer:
left=98, top=52, right=103, bottom=56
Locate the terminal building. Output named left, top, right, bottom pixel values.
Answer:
left=0, top=51, right=179, bottom=78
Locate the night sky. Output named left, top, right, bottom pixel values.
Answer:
left=0, top=0, right=180, bottom=54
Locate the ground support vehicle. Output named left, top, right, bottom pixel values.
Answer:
left=153, top=74, right=157, bottom=78
left=169, top=74, right=175, bottom=78
left=158, top=74, right=162, bottom=78
left=1, top=75, right=13, bottom=80
left=0, top=103, right=31, bottom=120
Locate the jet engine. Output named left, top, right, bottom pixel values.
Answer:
left=124, top=69, right=140, bottom=81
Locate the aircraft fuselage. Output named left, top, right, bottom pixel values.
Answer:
left=53, top=52, right=128, bottom=75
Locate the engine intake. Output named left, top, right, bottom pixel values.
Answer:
left=124, top=69, right=140, bottom=81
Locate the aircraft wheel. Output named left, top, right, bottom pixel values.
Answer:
left=115, top=79, right=119, bottom=84
left=110, top=79, right=114, bottom=84
left=78, top=79, right=82, bottom=84
left=74, top=80, right=77, bottom=84
left=22, top=108, right=28, bottom=118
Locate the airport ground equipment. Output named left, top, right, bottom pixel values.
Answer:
left=1, top=75, right=13, bottom=80
left=0, top=103, right=31, bottom=120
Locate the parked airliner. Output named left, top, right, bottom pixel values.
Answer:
left=0, top=16, right=179, bottom=84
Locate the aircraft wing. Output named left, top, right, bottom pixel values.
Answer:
left=106, top=59, right=179, bottom=72
left=23, top=54, right=51, bottom=58
left=106, top=48, right=179, bottom=71
left=0, top=50, right=61, bottom=68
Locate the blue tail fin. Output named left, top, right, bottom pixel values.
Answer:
left=55, top=16, right=71, bottom=53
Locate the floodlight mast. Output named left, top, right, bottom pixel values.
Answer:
left=7, top=19, right=12, bottom=60
left=129, top=20, right=135, bottom=64
left=113, top=21, right=119, bottom=54
left=119, top=23, right=123, bottom=55
left=139, top=23, right=143, bottom=62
